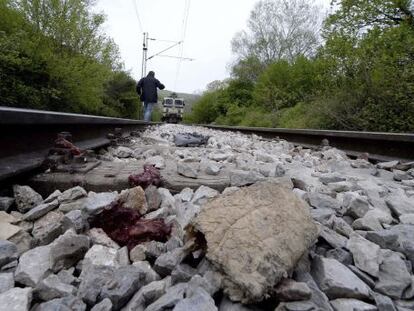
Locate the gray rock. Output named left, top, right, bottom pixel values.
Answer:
left=275, top=301, right=317, bottom=311
left=0, top=197, right=14, bottom=212
left=218, top=297, right=257, bottom=311
left=206, top=162, right=221, bottom=176
left=171, top=264, right=197, bottom=285
left=347, top=233, right=381, bottom=277
left=154, top=247, right=188, bottom=276
left=58, top=186, right=87, bottom=204
left=23, top=199, right=59, bottom=221
left=83, top=244, right=121, bottom=267
left=94, top=266, right=149, bottom=309
left=275, top=279, right=312, bottom=302
left=178, top=188, right=194, bottom=202
left=187, top=273, right=222, bottom=297
left=13, top=185, right=43, bottom=213
left=352, top=216, right=383, bottom=231
left=57, top=268, right=77, bottom=285
left=83, top=192, right=117, bottom=215
left=0, top=273, right=14, bottom=294
left=132, top=261, right=161, bottom=284
left=130, top=244, right=147, bottom=262
left=331, top=217, right=354, bottom=238
left=87, top=228, right=120, bottom=249
left=15, top=245, right=51, bottom=287
left=58, top=198, right=87, bottom=213
left=192, top=185, right=219, bottom=205
left=328, top=181, right=354, bottom=193
left=1, top=260, right=18, bottom=273
left=320, top=226, right=348, bottom=249
left=32, top=211, right=64, bottom=246
left=142, top=241, right=167, bottom=260
left=366, top=225, right=414, bottom=266
left=375, top=250, right=412, bottom=299
left=373, top=293, right=397, bottom=311
left=146, top=185, right=162, bottom=212
left=49, top=229, right=90, bottom=272
left=311, top=256, right=371, bottom=300
left=347, top=265, right=376, bottom=288
left=386, top=195, right=414, bottom=217
left=326, top=248, right=353, bottom=265
left=145, top=282, right=188, bottom=311
left=393, top=170, right=413, bottom=181
left=166, top=236, right=183, bottom=252
left=0, top=240, right=18, bottom=267
left=177, top=162, right=199, bottom=178
left=62, top=209, right=88, bottom=233
left=230, top=170, right=265, bottom=187
left=311, top=208, right=335, bottom=224
left=222, top=187, right=241, bottom=196
left=399, top=214, right=414, bottom=225
left=35, top=274, right=76, bottom=301
left=43, top=190, right=62, bottom=204
left=394, top=299, right=414, bottom=311
left=117, top=246, right=130, bottom=266
left=343, top=193, right=370, bottom=219
left=173, top=286, right=217, bottom=311
left=365, top=230, right=400, bottom=251
left=377, top=161, right=399, bottom=170
left=112, top=146, right=134, bottom=158
left=174, top=202, right=201, bottom=228
left=91, top=298, right=113, bottom=311
left=330, top=298, right=377, bottom=311
left=319, top=173, right=346, bottom=185
left=33, top=295, right=86, bottom=311
left=122, top=278, right=170, bottom=311
left=308, top=192, right=340, bottom=210
left=0, top=287, right=32, bottom=311
left=77, top=265, right=114, bottom=306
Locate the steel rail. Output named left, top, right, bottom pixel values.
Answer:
left=0, top=107, right=155, bottom=182
left=1, top=107, right=413, bottom=184
left=202, top=125, right=414, bottom=162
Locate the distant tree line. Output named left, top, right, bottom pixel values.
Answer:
left=185, top=0, right=414, bottom=132
left=0, top=0, right=140, bottom=118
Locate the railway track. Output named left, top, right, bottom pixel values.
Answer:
left=1, top=106, right=413, bottom=184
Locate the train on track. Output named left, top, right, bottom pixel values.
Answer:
left=161, top=93, right=185, bottom=123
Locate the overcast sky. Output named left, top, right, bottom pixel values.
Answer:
left=95, top=0, right=330, bottom=94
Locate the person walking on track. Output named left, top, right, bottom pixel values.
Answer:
left=136, top=71, right=165, bottom=121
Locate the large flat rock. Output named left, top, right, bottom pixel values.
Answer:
left=192, top=181, right=318, bottom=303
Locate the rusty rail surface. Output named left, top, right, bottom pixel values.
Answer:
left=0, top=107, right=155, bottom=183
left=1, top=106, right=413, bottom=183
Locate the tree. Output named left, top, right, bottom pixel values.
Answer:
left=325, top=0, right=414, bottom=37
left=231, top=0, right=323, bottom=64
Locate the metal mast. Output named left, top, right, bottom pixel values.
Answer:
left=141, top=32, right=149, bottom=78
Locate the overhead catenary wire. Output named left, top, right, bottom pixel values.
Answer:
left=131, top=0, right=144, bottom=34
left=174, top=0, right=191, bottom=91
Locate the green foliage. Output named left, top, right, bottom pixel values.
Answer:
left=0, top=0, right=138, bottom=118
left=151, top=106, right=162, bottom=122
left=187, top=0, right=414, bottom=132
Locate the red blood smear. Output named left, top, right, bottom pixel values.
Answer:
left=129, top=164, right=162, bottom=189
left=90, top=203, right=171, bottom=250
left=55, top=137, right=82, bottom=156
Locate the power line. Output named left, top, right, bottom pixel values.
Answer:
left=131, top=0, right=144, bottom=33
left=174, top=0, right=191, bottom=90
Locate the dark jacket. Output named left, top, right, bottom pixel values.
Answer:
left=136, top=72, right=165, bottom=103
